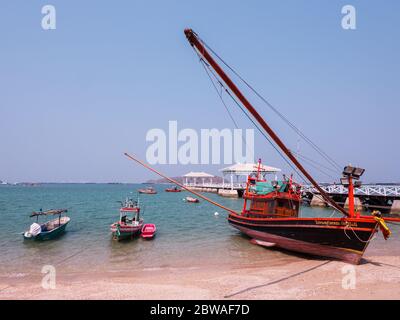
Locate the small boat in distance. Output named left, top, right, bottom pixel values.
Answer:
left=165, top=186, right=182, bottom=192
left=110, top=198, right=144, bottom=241
left=185, top=196, right=199, bottom=203
left=141, top=223, right=157, bottom=239
left=23, top=209, right=70, bottom=241
left=138, top=187, right=157, bottom=194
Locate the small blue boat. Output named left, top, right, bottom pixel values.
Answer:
left=23, top=209, right=70, bottom=241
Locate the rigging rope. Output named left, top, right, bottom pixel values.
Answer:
left=192, top=42, right=343, bottom=215
left=195, top=34, right=342, bottom=172
left=198, top=54, right=305, bottom=182
left=289, top=150, right=337, bottom=180
left=198, top=56, right=254, bottom=158
left=290, top=150, right=339, bottom=174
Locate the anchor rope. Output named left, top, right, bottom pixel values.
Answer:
left=343, top=223, right=376, bottom=243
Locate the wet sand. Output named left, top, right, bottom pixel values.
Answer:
left=1, top=255, right=399, bottom=300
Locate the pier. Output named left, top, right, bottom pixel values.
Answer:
left=302, top=184, right=400, bottom=214
left=185, top=182, right=247, bottom=198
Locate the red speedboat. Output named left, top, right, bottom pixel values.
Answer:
left=141, top=223, right=156, bottom=239
left=185, top=196, right=199, bottom=203
left=165, top=187, right=182, bottom=192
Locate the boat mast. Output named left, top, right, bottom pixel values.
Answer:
left=184, top=28, right=349, bottom=217
left=256, top=158, right=261, bottom=181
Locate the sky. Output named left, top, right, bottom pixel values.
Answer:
left=0, top=0, right=399, bottom=183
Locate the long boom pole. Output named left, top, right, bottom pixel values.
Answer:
left=124, top=153, right=239, bottom=215
left=184, top=28, right=349, bottom=217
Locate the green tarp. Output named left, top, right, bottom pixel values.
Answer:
left=252, top=181, right=287, bottom=195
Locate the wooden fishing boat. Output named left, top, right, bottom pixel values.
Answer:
left=185, top=196, right=200, bottom=203
left=23, top=209, right=70, bottom=241
left=138, top=187, right=157, bottom=194
left=182, top=28, right=391, bottom=264
left=227, top=164, right=382, bottom=264
left=110, top=198, right=143, bottom=241
left=165, top=186, right=182, bottom=192
left=141, top=223, right=157, bottom=239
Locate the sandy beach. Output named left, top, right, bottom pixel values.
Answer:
left=1, top=254, right=399, bottom=300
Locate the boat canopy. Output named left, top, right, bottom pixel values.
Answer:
left=30, top=209, right=68, bottom=217
left=251, top=181, right=287, bottom=195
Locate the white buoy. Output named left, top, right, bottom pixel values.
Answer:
left=214, top=212, right=219, bottom=216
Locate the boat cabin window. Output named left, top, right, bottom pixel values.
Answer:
left=249, top=199, right=298, bottom=217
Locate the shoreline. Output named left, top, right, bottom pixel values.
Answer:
left=1, top=255, right=399, bottom=300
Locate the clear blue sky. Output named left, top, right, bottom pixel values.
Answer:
left=1, top=0, right=399, bottom=183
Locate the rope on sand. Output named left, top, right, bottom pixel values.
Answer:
left=224, top=260, right=331, bottom=298
left=55, top=248, right=87, bottom=266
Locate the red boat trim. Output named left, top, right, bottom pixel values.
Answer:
left=228, top=217, right=375, bottom=232
left=228, top=213, right=376, bottom=223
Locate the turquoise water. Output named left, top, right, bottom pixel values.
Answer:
left=0, top=184, right=399, bottom=275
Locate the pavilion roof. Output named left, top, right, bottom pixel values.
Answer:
left=220, top=163, right=281, bottom=175
left=183, top=171, right=215, bottom=178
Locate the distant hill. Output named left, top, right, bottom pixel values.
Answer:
left=145, top=176, right=226, bottom=184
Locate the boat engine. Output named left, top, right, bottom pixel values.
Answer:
left=29, top=223, right=42, bottom=236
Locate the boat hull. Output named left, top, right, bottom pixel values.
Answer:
left=141, top=224, right=157, bottom=239
left=138, top=189, right=157, bottom=194
left=110, top=223, right=143, bottom=241
left=165, top=189, right=182, bottom=192
left=23, top=220, right=70, bottom=241
left=228, top=214, right=378, bottom=264
left=186, top=197, right=199, bottom=203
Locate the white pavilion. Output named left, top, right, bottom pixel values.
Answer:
left=183, top=171, right=215, bottom=186
left=220, top=163, right=281, bottom=190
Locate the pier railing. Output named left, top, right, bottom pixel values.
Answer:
left=302, top=184, right=400, bottom=197
left=184, top=182, right=247, bottom=189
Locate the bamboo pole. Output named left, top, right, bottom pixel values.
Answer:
left=124, top=153, right=239, bottom=215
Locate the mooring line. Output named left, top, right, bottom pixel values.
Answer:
left=365, top=259, right=400, bottom=270
left=55, top=248, right=87, bottom=266
left=224, top=260, right=331, bottom=298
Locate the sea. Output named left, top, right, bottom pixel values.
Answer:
left=0, top=184, right=399, bottom=276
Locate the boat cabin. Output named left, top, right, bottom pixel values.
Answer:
left=119, top=198, right=141, bottom=225
left=242, top=176, right=301, bottom=218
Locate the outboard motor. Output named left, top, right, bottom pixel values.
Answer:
left=27, top=223, right=42, bottom=237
